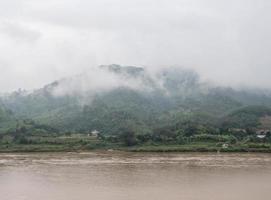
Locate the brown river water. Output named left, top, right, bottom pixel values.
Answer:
left=1, top=152, right=271, bottom=200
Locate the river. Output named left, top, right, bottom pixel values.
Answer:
left=0, top=152, right=271, bottom=200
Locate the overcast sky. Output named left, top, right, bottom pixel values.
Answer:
left=0, top=0, right=271, bottom=92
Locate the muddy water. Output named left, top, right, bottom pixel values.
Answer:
left=1, top=152, right=271, bottom=200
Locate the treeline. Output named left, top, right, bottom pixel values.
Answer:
left=103, top=124, right=271, bottom=147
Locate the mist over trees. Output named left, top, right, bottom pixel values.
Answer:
left=1, top=65, right=271, bottom=151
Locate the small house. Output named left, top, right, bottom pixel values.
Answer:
left=91, top=130, right=100, bottom=137
left=256, top=129, right=270, bottom=139
left=222, top=143, right=229, bottom=149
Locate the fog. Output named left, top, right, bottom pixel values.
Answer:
left=51, top=65, right=156, bottom=99
left=0, top=0, right=271, bottom=92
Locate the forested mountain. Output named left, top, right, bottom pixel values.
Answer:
left=1, top=64, right=271, bottom=138
left=0, top=104, right=16, bottom=133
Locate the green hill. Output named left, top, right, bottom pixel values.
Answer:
left=0, top=104, right=16, bottom=133
left=1, top=64, right=271, bottom=138
left=221, top=105, right=271, bottom=129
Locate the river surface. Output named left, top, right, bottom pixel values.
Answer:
left=1, top=152, right=271, bottom=200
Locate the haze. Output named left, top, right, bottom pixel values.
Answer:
left=0, top=0, right=271, bottom=92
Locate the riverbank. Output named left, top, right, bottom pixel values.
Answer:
left=1, top=143, right=271, bottom=153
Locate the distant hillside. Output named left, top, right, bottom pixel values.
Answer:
left=0, top=104, right=16, bottom=133
left=1, top=64, right=271, bottom=136
left=221, top=105, right=271, bottom=129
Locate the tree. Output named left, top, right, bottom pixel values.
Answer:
left=136, top=133, right=151, bottom=143
left=152, top=128, right=176, bottom=142
left=183, top=123, right=198, bottom=137
left=119, top=129, right=137, bottom=146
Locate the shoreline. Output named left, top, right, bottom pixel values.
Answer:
left=1, top=145, right=271, bottom=153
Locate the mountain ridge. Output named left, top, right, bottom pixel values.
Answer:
left=1, top=64, right=271, bottom=136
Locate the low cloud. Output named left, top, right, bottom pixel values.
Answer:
left=0, top=21, right=41, bottom=43
left=0, top=0, right=271, bottom=92
left=51, top=65, right=156, bottom=101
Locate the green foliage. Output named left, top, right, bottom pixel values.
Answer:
left=1, top=65, right=271, bottom=152
left=119, top=129, right=137, bottom=146
left=221, top=105, right=271, bottom=129
left=0, top=105, right=17, bottom=133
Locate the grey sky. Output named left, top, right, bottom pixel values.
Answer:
left=0, top=0, right=271, bottom=92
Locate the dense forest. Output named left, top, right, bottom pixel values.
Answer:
left=1, top=65, right=271, bottom=152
